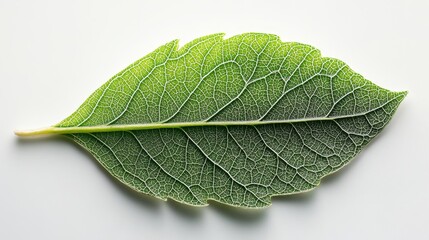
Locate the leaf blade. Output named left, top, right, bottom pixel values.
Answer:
left=19, top=33, right=407, bottom=208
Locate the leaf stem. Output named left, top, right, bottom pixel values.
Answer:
left=14, top=127, right=58, bottom=137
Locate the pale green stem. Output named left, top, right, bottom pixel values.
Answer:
left=14, top=118, right=337, bottom=137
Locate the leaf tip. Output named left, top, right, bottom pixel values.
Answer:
left=398, top=90, right=409, bottom=101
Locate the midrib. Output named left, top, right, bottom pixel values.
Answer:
left=15, top=92, right=404, bottom=137
left=14, top=115, right=359, bottom=136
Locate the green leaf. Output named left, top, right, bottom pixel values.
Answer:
left=16, top=33, right=407, bottom=208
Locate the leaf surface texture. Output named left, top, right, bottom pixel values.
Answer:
left=54, top=33, right=405, bottom=208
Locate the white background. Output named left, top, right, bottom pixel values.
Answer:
left=1, top=0, right=428, bottom=239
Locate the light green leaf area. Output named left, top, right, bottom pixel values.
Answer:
left=54, top=33, right=405, bottom=208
